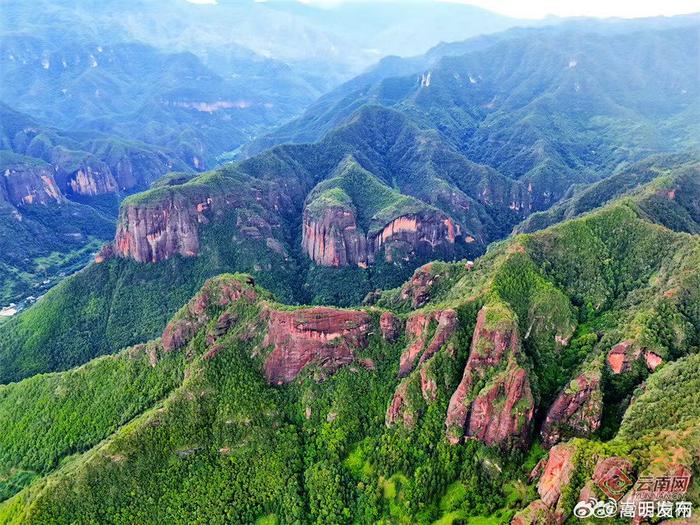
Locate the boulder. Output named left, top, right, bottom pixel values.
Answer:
left=537, top=444, right=577, bottom=507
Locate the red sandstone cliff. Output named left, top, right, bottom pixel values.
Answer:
left=66, top=160, right=118, bottom=196
left=161, top=277, right=258, bottom=353
left=540, top=368, right=603, bottom=448
left=398, top=309, right=458, bottom=377
left=445, top=305, right=534, bottom=449
left=1, top=164, right=63, bottom=206
left=399, top=262, right=443, bottom=308
left=301, top=202, right=368, bottom=267
left=262, top=307, right=372, bottom=384
left=115, top=195, right=204, bottom=263
left=301, top=203, right=457, bottom=268
left=386, top=309, right=458, bottom=426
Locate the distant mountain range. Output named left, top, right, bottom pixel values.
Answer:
left=0, top=0, right=552, bottom=307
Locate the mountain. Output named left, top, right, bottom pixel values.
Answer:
left=0, top=103, right=195, bottom=305
left=0, top=102, right=536, bottom=383
left=0, top=18, right=325, bottom=304
left=0, top=173, right=697, bottom=521
left=516, top=152, right=700, bottom=234
left=246, top=22, right=699, bottom=207
left=1, top=18, right=698, bottom=383
left=2, top=0, right=532, bottom=78
left=0, top=31, right=320, bottom=167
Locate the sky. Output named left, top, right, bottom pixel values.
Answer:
left=440, top=0, right=700, bottom=19
left=187, top=0, right=700, bottom=19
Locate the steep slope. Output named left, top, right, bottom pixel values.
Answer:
left=516, top=153, right=700, bottom=233
left=0, top=105, right=191, bottom=305
left=0, top=104, right=536, bottom=383
left=0, top=104, right=189, bottom=197
left=0, top=185, right=698, bottom=523
left=0, top=150, right=115, bottom=304
left=112, top=105, right=528, bottom=274
left=3, top=128, right=698, bottom=386
left=301, top=157, right=457, bottom=268
left=247, top=23, right=699, bottom=209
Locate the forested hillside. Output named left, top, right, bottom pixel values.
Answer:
left=1, top=179, right=698, bottom=522
left=247, top=23, right=699, bottom=209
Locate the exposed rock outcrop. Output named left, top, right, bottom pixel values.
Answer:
left=379, top=311, right=401, bottom=342
left=606, top=340, right=641, bottom=374
left=446, top=304, right=534, bottom=449
left=644, top=350, right=663, bottom=371
left=66, top=160, right=118, bottom=196
left=115, top=194, right=209, bottom=263
left=399, top=262, right=442, bottom=308
left=301, top=201, right=367, bottom=267
left=114, top=178, right=292, bottom=264
left=262, top=307, right=371, bottom=384
left=537, top=444, right=577, bottom=508
left=577, top=457, right=634, bottom=503
left=161, top=276, right=257, bottom=352
left=1, top=164, right=62, bottom=206
left=301, top=204, right=457, bottom=268
left=386, top=308, right=458, bottom=427
left=385, top=382, right=415, bottom=427
left=540, top=368, right=603, bottom=448
left=399, top=309, right=458, bottom=377
left=94, top=243, right=114, bottom=264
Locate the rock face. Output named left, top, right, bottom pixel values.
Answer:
left=114, top=177, right=293, bottom=264
left=48, top=143, right=177, bottom=196
left=379, top=311, right=401, bottom=342
left=386, top=309, right=458, bottom=427
left=301, top=201, right=367, bottom=267
left=399, top=309, right=458, bottom=377
left=115, top=194, right=208, bottom=263
left=540, top=369, right=603, bottom=448
left=1, top=164, right=63, bottom=206
left=262, top=307, right=372, bottom=384
left=66, top=160, right=118, bottom=196
left=606, top=340, right=641, bottom=374
left=445, top=305, right=534, bottom=449
left=537, top=444, right=577, bottom=508
left=644, top=350, right=663, bottom=371
left=386, top=382, right=414, bottom=427
left=577, top=457, right=634, bottom=503
left=94, top=244, right=114, bottom=264
left=399, top=262, right=442, bottom=308
left=104, top=148, right=176, bottom=192
left=301, top=204, right=456, bottom=268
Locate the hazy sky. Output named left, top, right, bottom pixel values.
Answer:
left=441, top=0, right=700, bottom=19
left=189, top=0, right=698, bottom=19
